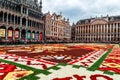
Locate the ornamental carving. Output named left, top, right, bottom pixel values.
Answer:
left=91, top=19, right=108, bottom=25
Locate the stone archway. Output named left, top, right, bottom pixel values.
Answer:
left=27, top=30, right=31, bottom=40
left=0, top=11, right=3, bottom=23
left=21, top=29, right=26, bottom=40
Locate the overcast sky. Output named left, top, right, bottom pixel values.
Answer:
left=38, top=0, right=120, bottom=24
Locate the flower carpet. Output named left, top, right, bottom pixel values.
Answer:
left=0, top=43, right=120, bottom=80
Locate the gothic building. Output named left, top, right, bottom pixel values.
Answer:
left=0, top=0, right=44, bottom=43
left=73, top=15, right=120, bottom=43
left=43, top=12, right=71, bottom=43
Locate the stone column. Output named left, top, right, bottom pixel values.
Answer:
left=84, top=26, right=86, bottom=42
left=14, top=16, right=15, bottom=25
left=95, top=25, right=97, bottom=42
left=81, top=26, right=82, bottom=41
left=85, top=26, right=86, bottom=42
left=26, top=8, right=28, bottom=41
left=79, top=26, right=81, bottom=40
left=90, top=25, right=91, bottom=41
left=5, top=28, right=8, bottom=40
left=113, top=23, right=115, bottom=42
left=98, top=24, right=99, bottom=41
left=92, top=25, right=94, bottom=41
left=105, top=24, right=106, bottom=41
left=93, top=25, right=95, bottom=41
left=88, top=25, right=89, bottom=42
left=98, top=24, right=100, bottom=41
left=17, top=17, right=19, bottom=25
left=86, top=27, right=87, bottom=42
left=3, top=12, right=4, bottom=23
left=87, top=25, right=88, bottom=42
left=13, top=28, right=15, bottom=40
left=80, top=27, right=82, bottom=41
left=106, top=24, right=108, bottom=41
left=91, top=25, right=93, bottom=41
left=6, top=14, right=8, bottom=40
left=79, top=26, right=80, bottom=41
left=118, top=23, right=120, bottom=42
left=99, top=24, right=101, bottom=41
left=109, top=24, right=111, bottom=41
left=94, top=25, right=96, bottom=42
left=83, top=26, right=84, bottom=41
left=104, top=24, right=106, bottom=41
left=100, top=24, right=103, bottom=41
left=10, top=15, right=12, bottom=24
left=7, top=13, right=8, bottom=25
left=116, top=23, right=118, bottom=42
left=87, top=25, right=89, bottom=42
left=75, top=28, right=77, bottom=42
left=20, top=5, right=23, bottom=40
left=103, top=24, right=105, bottom=42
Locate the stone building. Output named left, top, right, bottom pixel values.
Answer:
left=0, top=0, right=44, bottom=43
left=43, top=12, right=71, bottom=43
left=73, top=15, right=120, bottom=43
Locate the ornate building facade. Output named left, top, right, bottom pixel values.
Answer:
left=74, top=16, right=120, bottom=43
left=0, top=0, right=44, bottom=43
left=44, top=12, right=71, bottom=43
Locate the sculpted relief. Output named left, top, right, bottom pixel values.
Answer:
left=91, top=19, right=108, bottom=25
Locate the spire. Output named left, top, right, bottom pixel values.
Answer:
left=67, top=18, right=69, bottom=22
left=60, top=11, right=62, bottom=15
left=34, top=0, right=38, bottom=3
left=72, top=23, right=75, bottom=26
left=39, top=0, right=42, bottom=12
left=40, top=0, right=42, bottom=7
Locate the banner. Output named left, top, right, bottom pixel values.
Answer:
left=35, top=33, right=38, bottom=40
left=15, top=31, right=19, bottom=38
left=32, top=33, right=35, bottom=39
left=0, top=28, right=5, bottom=37
left=27, top=32, right=31, bottom=39
left=40, top=33, right=43, bottom=40
left=8, top=30, right=13, bottom=38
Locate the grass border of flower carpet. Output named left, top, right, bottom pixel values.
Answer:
left=87, top=46, right=113, bottom=71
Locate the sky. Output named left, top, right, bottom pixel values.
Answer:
left=38, top=0, right=120, bottom=24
